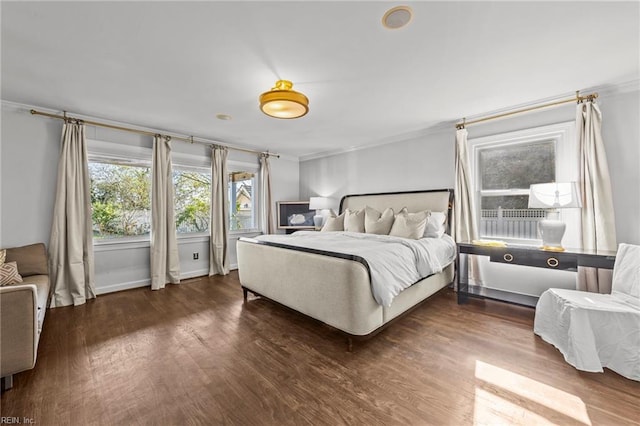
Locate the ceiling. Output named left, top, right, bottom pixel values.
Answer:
left=2, top=1, right=639, bottom=159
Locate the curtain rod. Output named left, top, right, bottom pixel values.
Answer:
left=455, top=91, right=598, bottom=129
left=30, top=109, right=280, bottom=158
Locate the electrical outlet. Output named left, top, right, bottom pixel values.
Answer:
left=192, top=252, right=199, bottom=260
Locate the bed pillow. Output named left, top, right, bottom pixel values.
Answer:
left=344, top=209, right=365, bottom=233
left=321, top=211, right=345, bottom=232
left=389, top=208, right=430, bottom=239
left=424, top=211, right=447, bottom=238
left=0, top=249, right=5, bottom=265
left=0, top=261, right=23, bottom=286
left=364, top=206, right=395, bottom=235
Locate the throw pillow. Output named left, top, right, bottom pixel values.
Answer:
left=364, top=206, right=395, bottom=235
left=321, top=212, right=345, bottom=232
left=344, top=209, right=365, bottom=233
left=0, top=249, right=5, bottom=265
left=424, top=211, right=447, bottom=238
left=0, top=261, right=23, bottom=286
left=389, top=208, right=430, bottom=239
left=4, top=243, right=48, bottom=276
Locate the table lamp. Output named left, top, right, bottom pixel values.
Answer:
left=528, top=182, right=582, bottom=251
left=309, top=197, right=332, bottom=228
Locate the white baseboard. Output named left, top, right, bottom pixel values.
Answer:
left=95, top=279, right=150, bottom=295
left=95, top=268, right=215, bottom=295
left=181, top=268, right=209, bottom=280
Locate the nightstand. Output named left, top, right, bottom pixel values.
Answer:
left=456, top=242, right=617, bottom=307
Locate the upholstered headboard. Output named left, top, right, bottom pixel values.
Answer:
left=339, top=189, right=454, bottom=234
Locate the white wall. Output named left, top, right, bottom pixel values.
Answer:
left=300, top=84, right=640, bottom=296
left=1, top=102, right=299, bottom=294
left=300, top=127, right=455, bottom=212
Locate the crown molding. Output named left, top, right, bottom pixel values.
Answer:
left=299, top=120, right=455, bottom=162
left=299, top=77, right=639, bottom=163
left=1, top=99, right=299, bottom=162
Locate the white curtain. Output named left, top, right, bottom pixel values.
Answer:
left=49, top=121, right=96, bottom=307
left=454, top=127, right=480, bottom=288
left=454, top=128, right=478, bottom=243
left=150, top=135, right=180, bottom=290
left=209, top=146, right=229, bottom=276
left=577, top=101, right=617, bottom=293
left=259, top=154, right=274, bottom=234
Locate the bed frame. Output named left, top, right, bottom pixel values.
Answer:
left=237, top=189, right=454, bottom=350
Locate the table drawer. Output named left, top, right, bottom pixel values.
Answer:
left=490, top=250, right=577, bottom=270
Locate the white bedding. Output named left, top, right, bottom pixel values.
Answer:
left=254, top=231, right=457, bottom=307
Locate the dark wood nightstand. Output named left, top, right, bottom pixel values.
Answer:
left=456, top=242, right=617, bottom=307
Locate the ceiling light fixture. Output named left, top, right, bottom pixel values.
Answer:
left=259, top=80, right=309, bottom=119
left=382, top=5, right=413, bottom=29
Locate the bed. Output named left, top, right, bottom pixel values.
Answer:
left=237, top=189, right=455, bottom=348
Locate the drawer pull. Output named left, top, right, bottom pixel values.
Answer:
left=547, top=257, right=559, bottom=268
left=503, top=253, right=514, bottom=262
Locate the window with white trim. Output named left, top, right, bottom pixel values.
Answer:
left=88, top=140, right=261, bottom=241
left=89, top=160, right=151, bottom=240
left=174, top=167, right=211, bottom=234
left=470, top=122, right=579, bottom=244
left=228, top=162, right=259, bottom=233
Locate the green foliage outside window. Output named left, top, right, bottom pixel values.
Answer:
left=90, top=162, right=151, bottom=238
left=90, top=163, right=213, bottom=239
left=90, top=161, right=256, bottom=239
left=174, top=170, right=211, bottom=233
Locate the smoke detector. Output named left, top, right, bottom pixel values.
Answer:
left=382, top=6, right=413, bottom=30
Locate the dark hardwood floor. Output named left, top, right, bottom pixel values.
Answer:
left=2, top=272, right=638, bottom=425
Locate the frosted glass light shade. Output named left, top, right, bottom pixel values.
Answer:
left=528, top=182, right=582, bottom=209
left=259, top=80, right=309, bottom=119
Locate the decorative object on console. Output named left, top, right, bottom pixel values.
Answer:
left=528, top=182, right=582, bottom=251
left=259, top=80, right=309, bottom=119
left=309, top=197, right=333, bottom=228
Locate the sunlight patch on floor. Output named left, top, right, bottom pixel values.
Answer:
left=474, top=360, right=591, bottom=426
left=474, top=387, right=555, bottom=425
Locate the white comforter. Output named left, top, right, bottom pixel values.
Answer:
left=254, top=231, right=457, bottom=307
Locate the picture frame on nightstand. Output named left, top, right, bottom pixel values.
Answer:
left=276, top=201, right=316, bottom=232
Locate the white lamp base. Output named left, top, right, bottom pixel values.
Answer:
left=313, top=215, right=324, bottom=229
left=538, top=219, right=566, bottom=251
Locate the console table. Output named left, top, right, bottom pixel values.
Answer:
left=456, top=242, right=617, bottom=307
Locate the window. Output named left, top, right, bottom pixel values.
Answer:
left=470, top=122, right=578, bottom=243
left=89, top=161, right=151, bottom=240
left=88, top=140, right=260, bottom=241
left=174, top=168, right=211, bottom=234
left=476, top=140, right=554, bottom=240
left=228, top=170, right=257, bottom=232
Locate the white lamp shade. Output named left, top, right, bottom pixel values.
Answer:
left=528, top=182, right=582, bottom=209
left=309, top=197, right=332, bottom=210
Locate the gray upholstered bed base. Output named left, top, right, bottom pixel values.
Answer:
left=236, top=189, right=454, bottom=345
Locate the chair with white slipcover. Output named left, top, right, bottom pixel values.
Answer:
left=534, top=243, right=640, bottom=381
